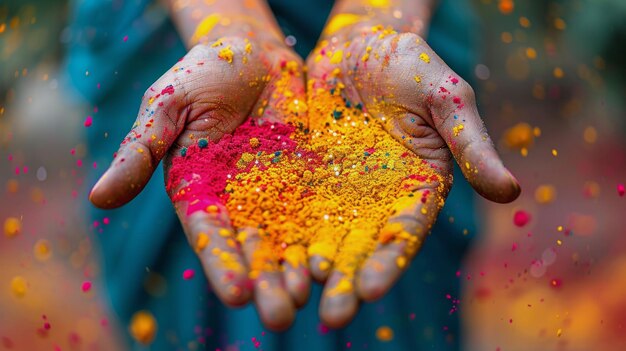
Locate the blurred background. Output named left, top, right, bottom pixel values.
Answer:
left=1, top=0, right=625, bottom=350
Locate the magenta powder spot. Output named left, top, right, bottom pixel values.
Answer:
left=81, top=281, right=92, bottom=292
left=182, top=269, right=195, bottom=280
left=84, top=116, right=93, bottom=127
left=550, top=278, right=562, bottom=289
left=513, top=210, right=531, bottom=227
left=161, top=85, right=175, bottom=95
left=618, top=184, right=625, bottom=197
left=167, top=119, right=299, bottom=214
left=318, top=323, right=330, bottom=335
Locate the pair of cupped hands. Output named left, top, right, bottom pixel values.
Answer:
left=89, top=26, right=520, bottom=331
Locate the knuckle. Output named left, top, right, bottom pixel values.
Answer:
left=457, top=79, right=476, bottom=98
left=397, top=31, right=420, bottom=43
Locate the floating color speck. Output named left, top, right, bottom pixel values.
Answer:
left=4, top=217, right=21, bottom=238
left=34, top=239, right=52, bottom=261
left=129, top=311, right=157, bottom=345
left=376, top=326, right=394, bottom=341
left=11, top=276, right=27, bottom=297
left=513, top=210, right=530, bottom=227
left=82, top=281, right=92, bottom=292
left=182, top=269, right=195, bottom=280
left=84, top=116, right=93, bottom=127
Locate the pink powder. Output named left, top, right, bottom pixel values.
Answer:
left=161, top=85, right=175, bottom=95
left=513, top=210, right=531, bottom=227
left=81, top=281, right=92, bottom=292
left=182, top=269, right=195, bottom=280
left=167, top=119, right=300, bottom=214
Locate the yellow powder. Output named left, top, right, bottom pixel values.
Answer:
left=10, top=276, right=27, bottom=298
left=190, top=14, right=221, bottom=45
left=4, top=217, right=21, bottom=238
left=218, top=45, right=234, bottom=63
left=324, top=13, right=364, bottom=35
left=218, top=63, right=443, bottom=289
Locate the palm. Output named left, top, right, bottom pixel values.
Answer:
left=90, top=37, right=308, bottom=330
left=305, top=29, right=520, bottom=327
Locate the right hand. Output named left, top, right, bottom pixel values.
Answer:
left=304, top=26, right=521, bottom=327
left=89, top=36, right=308, bottom=331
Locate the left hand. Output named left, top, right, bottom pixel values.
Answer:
left=89, top=36, right=309, bottom=331
left=305, top=25, right=520, bottom=327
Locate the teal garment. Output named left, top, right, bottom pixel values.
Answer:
left=64, top=1, right=480, bottom=350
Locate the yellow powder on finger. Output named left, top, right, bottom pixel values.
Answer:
left=218, top=45, right=234, bottom=63
left=324, top=14, right=364, bottom=36
left=190, top=14, right=221, bottom=45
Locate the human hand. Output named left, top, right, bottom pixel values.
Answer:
left=305, top=25, right=520, bottom=327
left=89, top=36, right=308, bottom=330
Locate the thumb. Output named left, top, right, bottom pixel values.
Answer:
left=90, top=73, right=185, bottom=209
left=429, top=73, right=520, bottom=203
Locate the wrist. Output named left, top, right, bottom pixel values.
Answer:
left=321, top=13, right=430, bottom=44
left=191, top=14, right=288, bottom=48
left=165, top=0, right=286, bottom=50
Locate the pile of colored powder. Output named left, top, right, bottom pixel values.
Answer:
left=167, top=61, right=443, bottom=290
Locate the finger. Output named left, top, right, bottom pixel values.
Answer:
left=281, top=244, right=311, bottom=308
left=319, top=271, right=359, bottom=329
left=319, top=226, right=376, bottom=328
left=178, top=202, right=252, bottom=307
left=239, top=228, right=295, bottom=331
left=357, top=188, right=440, bottom=302
left=89, top=71, right=185, bottom=209
left=308, top=255, right=332, bottom=282
left=256, top=50, right=307, bottom=124
left=307, top=226, right=347, bottom=282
